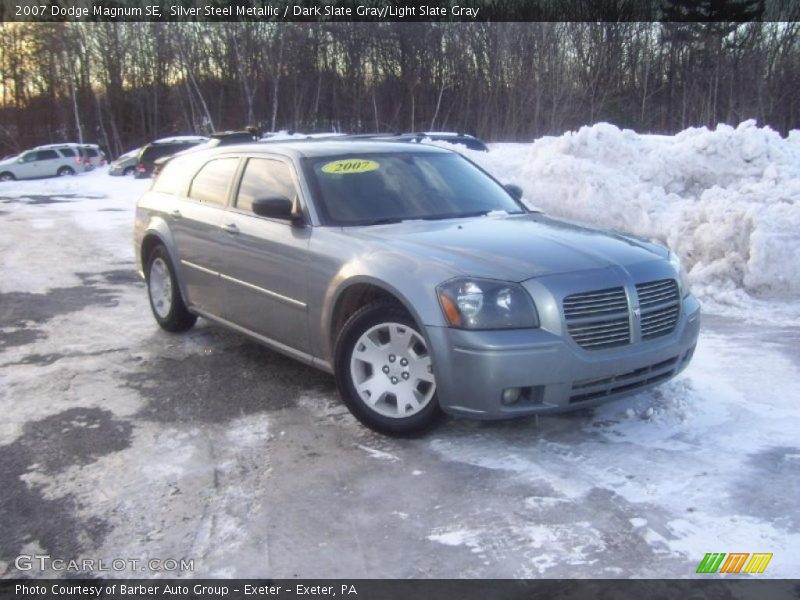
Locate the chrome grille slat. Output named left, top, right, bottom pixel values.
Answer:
left=637, top=280, right=675, bottom=291
left=571, top=329, right=631, bottom=343
left=639, top=291, right=678, bottom=305
left=641, top=310, right=679, bottom=328
left=640, top=299, right=680, bottom=312
left=563, top=306, right=628, bottom=318
left=568, top=320, right=630, bottom=334
left=564, top=288, right=627, bottom=301
left=563, top=286, right=630, bottom=350
left=564, top=300, right=626, bottom=309
left=637, top=283, right=675, bottom=295
left=642, top=321, right=676, bottom=334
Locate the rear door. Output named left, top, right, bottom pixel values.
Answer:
left=219, top=156, right=312, bottom=352
left=169, top=156, right=241, bottom=317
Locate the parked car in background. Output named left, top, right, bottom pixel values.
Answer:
left=407, top=132, right=489, bottom=152
left=135, top=137, right=208, bottom=178
left=134, top=140, right=699, bottom=435
left=108, top=148, right=140, bottom=176
left=371, top=132, right=489, bottom=151
left=34, top=143, right=106, bottom=170
left=0, top=145, right=88, bottom=181
left=80, top=144, right=107, bottom=168
left=314, top=131, right=490, bottom=152
left=152, top=130, right=261, bottom=178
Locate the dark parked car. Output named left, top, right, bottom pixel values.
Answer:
left=135, top=137, right=208, bottom=178
left=313, top=131, right=490, bottom=152
left=399, top=132, right=489, bottom=152
left=151, top=131, right=261, bottom=178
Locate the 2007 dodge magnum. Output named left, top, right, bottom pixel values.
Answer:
left=134, top=141, right=700, bottom=434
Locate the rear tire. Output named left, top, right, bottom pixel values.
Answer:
left=123, top=166, right=135, bottom=176
left=0, top=172, right=14, bottom=182
left=57, top=166, right=75, bottom=177
left=334, top=301, right=443, bottom=436
left=146, top=245, right=197, bottom=333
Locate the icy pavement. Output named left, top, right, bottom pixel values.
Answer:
left=1, top=165, right=799, bottom=579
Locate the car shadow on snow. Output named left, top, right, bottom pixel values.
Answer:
left=125, top=325, right=336, bottom=424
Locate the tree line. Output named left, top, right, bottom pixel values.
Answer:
left=1, top=17, right=799, bottom=157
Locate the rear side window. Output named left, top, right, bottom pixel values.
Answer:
left=141, top=145, right=177, bottom=162
left=189, top=158, right=239, bottom=206
left=59, top=148, right=76, bottom=158
left=235, top=158, right=296, bottom=214
left=37, top=150, right=59, bottom=161
left=84, top=148, right=98, bottom=157
left=142, top=143, right=199, bottom=163
left=152, top=156, right=193, bottom=195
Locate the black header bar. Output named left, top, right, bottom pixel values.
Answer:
left=3, top=0, right=800, bottom=23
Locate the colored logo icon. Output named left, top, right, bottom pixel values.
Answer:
left=696, top=552, right=773, bottom=574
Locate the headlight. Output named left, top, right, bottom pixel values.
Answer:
left=668, top=251, right=691, bottom=298
left=437, top=278, right=539, bottom=329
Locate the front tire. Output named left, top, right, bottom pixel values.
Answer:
left=146, top=245, right=197, bottom=333
left=0, top=172, right=15, bottom=182
left=335, top=302, right=442, bottom=436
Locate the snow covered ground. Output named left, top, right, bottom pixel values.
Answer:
left=1, top=123, right=799, bottom=579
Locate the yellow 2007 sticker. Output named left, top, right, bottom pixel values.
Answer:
left=321, top=159, right=379, bottom=174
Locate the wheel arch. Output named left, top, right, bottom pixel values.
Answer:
left=325, top=277, right=429, bottom=364
left=139, top=227, right=191, bottom=308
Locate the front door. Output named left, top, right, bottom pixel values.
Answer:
left=169, top=156, right=241, bottom=317
left=14, top=151, right=41, bottom=178
left=219, top=156, right=311, bottom=353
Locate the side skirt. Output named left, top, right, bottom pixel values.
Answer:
left=191, top=307, right=334, bottom=374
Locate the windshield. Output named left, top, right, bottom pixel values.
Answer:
left=303, top=152, right=525, bottom=226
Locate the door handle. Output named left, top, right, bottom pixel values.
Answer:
left=221, top=223, right=239, bottom=234
left=169, top=209, right=182, bottom=219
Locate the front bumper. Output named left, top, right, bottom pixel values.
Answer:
left=426, top=294, right=700, bottom=419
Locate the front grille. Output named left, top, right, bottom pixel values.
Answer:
left=563, top=287, right=630, bottom=350
left=636, top=279, right=680, bottom=340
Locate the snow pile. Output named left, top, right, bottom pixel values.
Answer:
left=450, top=121, right=800, bottom=300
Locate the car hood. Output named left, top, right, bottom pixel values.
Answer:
left=348, top=213, right=667, bottom=282
left=0, top=156, right=18, bottom=166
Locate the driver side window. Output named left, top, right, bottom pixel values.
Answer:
left=236, top=158, right=297, bottom=215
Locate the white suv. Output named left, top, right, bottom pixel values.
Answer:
left=35, top=143, right=106, bottom=169
left=0, top=146, right=89, bottom=181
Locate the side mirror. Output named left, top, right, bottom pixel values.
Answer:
left=505, top=183, right=523, bottom=201
left=251, top=196, right=303, bottom=225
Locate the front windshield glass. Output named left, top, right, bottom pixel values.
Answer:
left=303, top=152, right=525, bottom=225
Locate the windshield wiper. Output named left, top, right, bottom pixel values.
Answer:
left=421, top=210, right=493, bottom=221
left=360, top=217, right=405, bottom=226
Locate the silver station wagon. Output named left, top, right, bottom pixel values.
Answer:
left=134, top=141, right=700, bottom=434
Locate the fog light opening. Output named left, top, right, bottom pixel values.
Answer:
left=501, top=387, right=522, bottom=405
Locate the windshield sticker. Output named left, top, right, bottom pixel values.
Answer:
left=321, top=159, right=379, bottom=174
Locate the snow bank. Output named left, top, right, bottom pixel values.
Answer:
left=448, top=121, right=800, bottom=300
